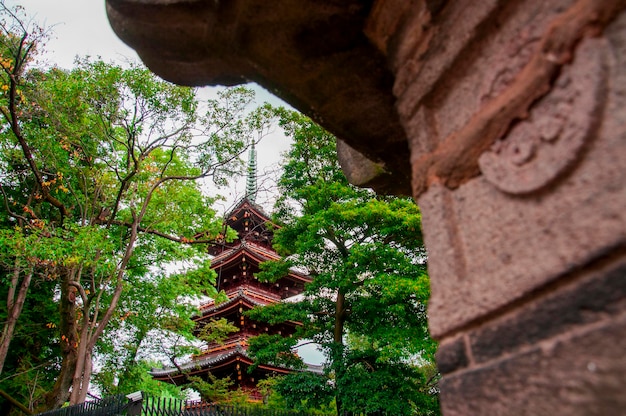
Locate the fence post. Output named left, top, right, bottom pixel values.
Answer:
left=125, top=391, right=143, bottom=416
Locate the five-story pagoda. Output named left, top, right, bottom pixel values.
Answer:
left=150, top=144, right=313, bottom=398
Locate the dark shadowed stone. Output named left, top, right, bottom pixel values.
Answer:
left=469, top=257, right=626, bottom=363
left=440, top=316, right=626, bottom=415
left=435, top=336, right=468, bottom=375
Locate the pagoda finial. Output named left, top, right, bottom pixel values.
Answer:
left=246, top=141, right=257, bottom=202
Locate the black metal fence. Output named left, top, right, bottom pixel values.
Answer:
left=36, top=394, right=131, bottom=416
left=35, top=394, right=329, bottom=416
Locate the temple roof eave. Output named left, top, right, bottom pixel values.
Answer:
left=211, top=242, right=280, bottom=265
left=227, top=198, right=271, bottom=223
left=197, top=290, right=275, bottom=317
left=148, top=347, right=324, bottom=378
left=149, top=346, right=248, bottom=377
left=210, top=244, right=311, bottom=285
left=149, top=346, right=321, bottom=379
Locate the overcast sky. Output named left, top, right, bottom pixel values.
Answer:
left=7, top=0, right=292, bottom=213
left=6, top=1, right=136, bottom=68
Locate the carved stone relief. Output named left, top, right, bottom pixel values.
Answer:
left=478, top=37, right=608, bottom=195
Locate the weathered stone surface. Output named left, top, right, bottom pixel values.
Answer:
left=393, top=0, right=502, bottom=117
left=336, top=140, right=390, bottom=190
left=439, top=313, right=626, bottom=415
left=423, top=148, right=626, bottom=339
left=469, top=257, right=626, bottom=363
left=105, top=0, right=412, bottom=194
left=420, top=10, right=626, bottom=337
left=479, top=36, right=608, bottom=194
left=396, top=0, right=624, bottom=196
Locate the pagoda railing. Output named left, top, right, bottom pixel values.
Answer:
left=194, top=335, right=249, bottom=357
left=227, top=286, right=282, bottom=303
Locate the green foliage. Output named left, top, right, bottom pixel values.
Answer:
left=0, top=4, right=276, bottom=408
left=255, top=376, right=284, bottom=408
left=94, top=268, right=202, bottom=392
left=93, top=265, right=240, bottom=399
left=329, top=344, right=439, bottom=416
left=173, top=260, right=220, bottom=298
left=255, top=259, right=294, bottom=284
left=188, top=374, right=249, bottom=405
left=272, top=372, right=334, bottom=412
left=0, top=272, right=60, bottom=412
left=188, top=374, right=232, bottom=403
left=248, top=110, right=440, bottom=415
left=247, top=334, right=303, bottom=371
left=95, top=360, right=186, bottom=400
left=246, top=300, right=309, bottom=326
left=197, top=318, right=239, bottom=345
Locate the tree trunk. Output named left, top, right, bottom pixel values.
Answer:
left=0, top=388, right=33, bottom=415
left=45, top=202, right=141, bottom=408
left=76, top=349, right=92, bottom=404
left=0, top=263, right=33, bottom=375
left=334, top=290, right=346, bottom=344
left=69, top=312, right=91, bottom=405
left=334, top=290, right=346, bottom=416
left=45, top=344, right=77, bottom=410
left=44, top=273, right=79, bottom=410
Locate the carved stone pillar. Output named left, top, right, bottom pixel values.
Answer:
left=366, top=0, right=626, bottom=413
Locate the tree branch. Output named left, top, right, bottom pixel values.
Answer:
left=0, top=185, right=29, bottom=223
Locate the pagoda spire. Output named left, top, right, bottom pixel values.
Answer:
left=246, top=141, right=257, bottom=202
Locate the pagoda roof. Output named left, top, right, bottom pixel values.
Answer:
left=211, top=241, right=311, bottom=284
left=197, top=287, right=280, bottom=317
left=226, top=198, right=272, bottom=227
left=150, top=344, right=324, bottom=379
left=211, top=240, right=281, bottom=267
left=150, top=345, right=292, bottom=378
left=196, top=287, right=303, bottom=329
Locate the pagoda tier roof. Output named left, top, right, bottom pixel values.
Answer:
left=150, top=344, right=324, bottom=381
left=197, top=286, right=279, bottom=317
left=150, top=345, right=293, bottom=380
left=226, top=198, right=272, bottom=225
left=211, top=241, right=311, bottom=284
left=211, top=240, right=280, bottom=267
left=196, top=287, right=302, bottom=328
left=206, top=198, right=276, bottom=257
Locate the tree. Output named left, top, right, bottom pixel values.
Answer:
left=93, top=260, right=242, bottom=400
left=247, top=110, right=439, bottom=415
left=0, top=4, right=274, bottom=409
left=94, top=261, right=212, bottom=399
left=0, top=247, right=60, bottom=413
left=0, top=1, right=50, bottom=381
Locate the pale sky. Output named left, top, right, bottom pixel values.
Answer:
left=6, top=1, right=137, bottom=68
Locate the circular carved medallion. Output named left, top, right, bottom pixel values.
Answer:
left=479, top=37, right=608, bottom=195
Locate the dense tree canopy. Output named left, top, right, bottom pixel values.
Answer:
left=247, top=110, right=439, bottom=415
left=0, top=3, right=273, bottom=411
